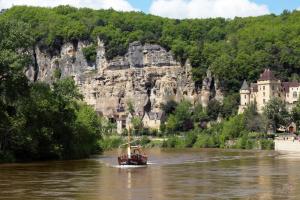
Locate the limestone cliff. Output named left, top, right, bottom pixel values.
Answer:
left=26, top=39, right=223, bottom=117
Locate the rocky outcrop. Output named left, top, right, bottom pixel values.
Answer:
left=26, top=41, right=95, bottom=83
left=200, top=69, right=223, bottom=107
left=97, top=40, right=178, bottom=71
left=27, top=39, right=223, bottom=117
left=79, top=63, right=197, bottom=116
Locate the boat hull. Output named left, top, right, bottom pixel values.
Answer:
left=118, top=155, right=147, bottom=165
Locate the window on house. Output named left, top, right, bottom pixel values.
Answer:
left=293, top=92, right=297, bottom=98
left=263, top=92, right=265, bottom=97
left=244, top=95, right=247, bottom=99
left=263, top=99, right=266, bottom=103
left=272, top=86, right=275, bottom=90
left=263, top=86, right=265, bottom=90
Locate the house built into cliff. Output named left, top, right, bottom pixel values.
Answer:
left=142, top=111, right=166, bottom=130
left=239, top=69, right=300, bottom=114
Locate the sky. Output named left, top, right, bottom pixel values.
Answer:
left=0, top=0, right=300, bottom=19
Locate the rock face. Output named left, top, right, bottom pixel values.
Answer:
left=27, top=39, right=223, bottom=117
left=28, top=41, right=94, bottom=83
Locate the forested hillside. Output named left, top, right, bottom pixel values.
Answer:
left=2, top=6, right=300, bottom=92
left=2, top=6, right=300, bottom=161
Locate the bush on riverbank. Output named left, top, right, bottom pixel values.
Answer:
left=162, top=136, right=185, bottom=148
left=259, top=139, right=274, bottom=150
left=98, top=135, right=124, bottom=151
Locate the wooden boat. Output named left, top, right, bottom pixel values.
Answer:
left=118, top=128, right=148, bottom=165
left=118, top=146, right=148, bottom=165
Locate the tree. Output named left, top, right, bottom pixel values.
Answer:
left=220, top=114, right=245, bottom=143
left=263, top=98, right=290, bottom=131
left=292, top=100, right=300, bottom=128
left=192, top=103, right=209, bottom=124
left=161, top=100, right=177, bottom=116
left=221, top=93, right=239, bottom=118
left=165, top=100, right=193, bottom=133
left=207, top=100, right=222, bottom=120
left=243, top=103, right=267, bottom=133
left=131, top=116, right=143, bottom=132
left=0, top=20, right=33, bottom=161
left=127, top=100, right=135, bottom=114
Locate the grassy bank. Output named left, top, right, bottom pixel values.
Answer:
left=100, top=133, right=274, bottom=151
left=161, top=133, right=274, bottom=150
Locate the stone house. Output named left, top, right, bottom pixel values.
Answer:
left=142, top=111, right=166, bottom=130
left=116, top=111, right=145, bottom=134
left=239, top=69, right=300, bottom=114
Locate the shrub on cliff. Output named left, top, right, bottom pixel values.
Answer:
left=82, top=44, right=97, bottom=64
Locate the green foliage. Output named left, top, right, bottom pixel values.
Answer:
left=82, top=44, right=97, bottom=63
left=220, top=115, right=245, bottom=144
left=161, top=100, right=177, bottom=116
left=0, top=19, right=103, bottom=163
left=74, top=103, right=103, bottom=155
left=2, top=6, right=295, bottom=157
left=127, top=100, right=135, bottom=114
left=131, top=116, right=143, bottom=131
left=53, top=68, right=62, bottom=79
left=140, top=136, right=151, bottom=146
left=0, top=19, right=33, bottom=162
left=162, top=136, right=185, bottom=148
left=260, top=139, right=274, bottom=150
left=98, top=135, right=123, bottom=151
left=207, top=100, right=223, bottom=120
left=3, top=6, right=300, bottom=88
left=263, top=98, right=290, bottom=131
left=184, top=132, right=198, bottom=148
left=192, top=103, right=209, bottom=123
left=221, top=93, right=239, bottom=118
left=234, top=134, right=255, bottom=149
left=292, top=100, right=300, bottom=126
left=244, top=104, right=267, bottom=133
left=193, top=134, right=219, bottom=148
left=165, top=100, right=193, bottom=132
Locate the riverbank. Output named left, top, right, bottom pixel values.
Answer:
left=275, top=135, right=300, bottom=152
left=99, top=133, right=274, bottom=151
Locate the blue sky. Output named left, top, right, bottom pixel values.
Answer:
left=128, top=0, right=300, bottom=14
left=0, top=0, right=300, bottom=19
left=252, top=0, right=300, bottom=14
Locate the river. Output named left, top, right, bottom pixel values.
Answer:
left=1, top=148, right=300, bottom=200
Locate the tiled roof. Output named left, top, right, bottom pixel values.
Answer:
left=282, top=82, right=300, bottom=92
left=147, top=111, right=165, bottom=120
left=258, top=69, right=277, bottom=81
left=241, top=80, right=249, bottom=90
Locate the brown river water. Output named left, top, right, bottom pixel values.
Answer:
left=1, top=148, right=300, bottom=200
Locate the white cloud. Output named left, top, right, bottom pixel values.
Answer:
left=0, top=0, right=137, bottom=11
left=149, top=0, right=270, bottom=19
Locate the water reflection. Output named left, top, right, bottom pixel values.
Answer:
left=1, top=149, right=300, bottom=200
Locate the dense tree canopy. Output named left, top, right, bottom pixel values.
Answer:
left=2, top=6, right=300, bottom=92
left=2, top=6, right=300, bottom=157
left=0, top=19, right=103, bottom=162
